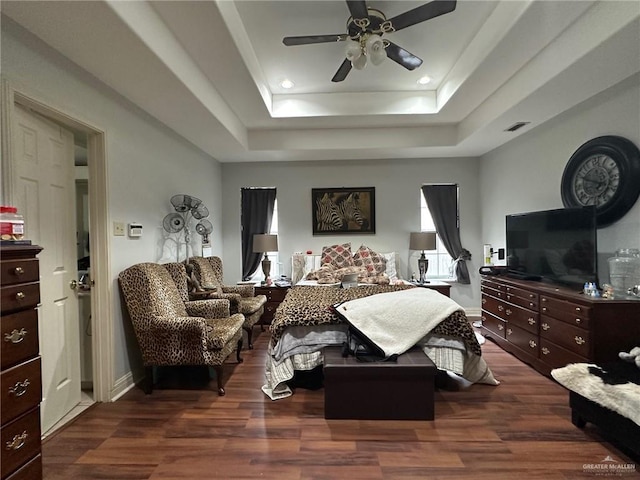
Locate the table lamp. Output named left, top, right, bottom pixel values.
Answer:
left=409, top=232, right=437, bottom=283
left=253, top=234, right=278, bottom=284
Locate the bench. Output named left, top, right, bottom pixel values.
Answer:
left=323, top=346, right=437, bottom=420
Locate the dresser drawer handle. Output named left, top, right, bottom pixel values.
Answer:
left=498, top=305, right=504, bottom=312
left=529, top=340, right=537, bottom=349
left=505, top=309, right=512, bottom=316
left=541, top=298, right=547, bottom=302
left=482, top=298, right=486, bottom=304
left=15, top=291, right=26, bottom=301
left=542, top=307, right=547, bottom=313
left=497, top=324, right=504, bottom=331
left=9, top=379, right=30, bottom=397
left=506, top=294, right=511, bottom=300
left=506, top=328, right=513, bottom=335
left=529, top=294, right=534, bottom=299
left=541, top=347, right=550, bottom=355
left=575, top=318, right=582, bottom=325
left=481, top=315, right=486, bottom=322
left=4, top=328, right=27, bottom=343
left=575, top=336, right=585, bottom=345
left=542, top=323, right=550, bottom=331
left=5, top=431, right=27, bottom=451
left=575, top=307, right=582, bottom=312
left=528, top=318, right=536, bottom=326
left=529, top=303, right=535, bottom=308
left=14, top=266, right=25, bottom=276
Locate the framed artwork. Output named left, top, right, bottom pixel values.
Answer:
left=312, top=187, right=376, bottom=235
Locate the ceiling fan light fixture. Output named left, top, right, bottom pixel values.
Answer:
left=345, top=39, right=362, bottom=62
left=366, top=34, right=386, bottom=65
left=352, top=53, right=367, bottom=70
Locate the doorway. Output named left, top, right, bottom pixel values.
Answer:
left=2, top=82, right=113, bottom=436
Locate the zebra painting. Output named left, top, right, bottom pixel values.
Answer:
left=335, top=193, right=369, bottom=230
left=312, top=187, right=376, bottom=234
left=315, top=193, right=343, bottom=231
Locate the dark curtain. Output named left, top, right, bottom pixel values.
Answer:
left=421, top=185, right=471, bottom=284
left=241, top=188, right=276, bottom=280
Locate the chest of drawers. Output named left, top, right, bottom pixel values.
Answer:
left=481, top=275, right=640, bottom=376
left=1, top=245, right=43, bottom=480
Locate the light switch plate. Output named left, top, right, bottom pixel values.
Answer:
left=113, top=222, right=125, bottom=236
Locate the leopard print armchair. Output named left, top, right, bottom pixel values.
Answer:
left=118, top=262, right=245, bottom=396
left=188, top=256, right=267, bottom=349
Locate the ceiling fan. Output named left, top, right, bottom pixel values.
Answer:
left=282, top=0, right=457, bottom=82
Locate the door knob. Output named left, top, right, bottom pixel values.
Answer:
left=70, top=280, right=78, bottom=290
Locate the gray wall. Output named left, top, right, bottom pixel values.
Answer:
left=1, top=18, right=224, bottom=387
left=480, top=74, right=640, bottom=284
left=221, top=157, right=483, bottom=309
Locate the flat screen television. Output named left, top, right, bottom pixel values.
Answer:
left=506, top=207, right=598, bottom=289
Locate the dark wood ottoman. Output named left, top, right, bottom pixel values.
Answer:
left=323, top=346, right=437, bottom=420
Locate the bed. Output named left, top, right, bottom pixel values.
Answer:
left=262, top=284, right=498, bottom=400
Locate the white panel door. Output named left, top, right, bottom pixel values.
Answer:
left=13, top=105, right=81, bottom=434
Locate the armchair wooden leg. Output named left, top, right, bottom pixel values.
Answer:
left=213, top=365, right=225, bottom=396
left=244, top=325, right=253, bottom=350
left=237, top=339, right=244, bottom=363
left=143, top=366, right=153, bottom=394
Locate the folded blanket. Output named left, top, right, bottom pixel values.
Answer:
left=333, top=288, right=463, bottom=357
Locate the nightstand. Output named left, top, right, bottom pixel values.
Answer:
left=254, top=285, right=290, bottom=328
left=409, top=280, right=451, bottom=297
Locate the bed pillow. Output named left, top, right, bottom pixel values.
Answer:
left=321, top=243, right=355, bottom=268
left=381, top=252, right=399, bottom=280
left=353, top=245, right=387, bottom=275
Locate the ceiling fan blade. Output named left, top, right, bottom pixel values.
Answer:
left=331, top=58, right=352, bottom=82
left=387, top=0, right=457, bottom=32
left=385, top=42, right=423, bottom=70
left=346, top=0, right=368, bottom=20
left=283, top=34, right=347, bottom=46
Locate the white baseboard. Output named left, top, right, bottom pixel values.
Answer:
left=110, top=371, right=137, bottom=402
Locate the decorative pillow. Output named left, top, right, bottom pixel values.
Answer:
left=353, top=245, right=387, bottom=276
left=321, top=243, right=354, bottom=268
left=381, top=252, right=399, bottom=280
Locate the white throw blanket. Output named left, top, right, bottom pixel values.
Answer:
left=333, top=288, right=463, bottom=358
left=552, top=363, right=640, bottom=426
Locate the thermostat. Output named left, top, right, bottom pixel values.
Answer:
left=128, top=223, right=143, bottom=237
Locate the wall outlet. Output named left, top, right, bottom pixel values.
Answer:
left=113, top=222, right=125, bottom=236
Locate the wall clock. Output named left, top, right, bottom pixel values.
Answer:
left=561, top=135, right=640, bottom=227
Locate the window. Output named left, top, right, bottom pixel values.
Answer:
left=420, top=193, right=454, bottom=279
left=249, top=199, right=278, bottom=282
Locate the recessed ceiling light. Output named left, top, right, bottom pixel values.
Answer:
left=417, top=76, right=431, bottom=85
left=280, top=79, right=294, bottom=89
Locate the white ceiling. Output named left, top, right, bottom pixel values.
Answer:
left=2, top=0, right=639, bottom=163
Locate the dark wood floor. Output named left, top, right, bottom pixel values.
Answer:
left=42, top=328, right=637, bottom=479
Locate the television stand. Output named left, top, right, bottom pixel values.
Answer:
left=480, top=274, right=640, bottom=377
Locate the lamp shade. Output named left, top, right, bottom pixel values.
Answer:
left=409, top=232, right=437, bottom=251
left=253, top=234, right=278, bottom=253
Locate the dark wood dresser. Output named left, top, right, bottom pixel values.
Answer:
left=254, top=285, right=290, bottom=326
left=481, top=274, right=640, bottom=376
left=1, top=245, right=43, bottom=480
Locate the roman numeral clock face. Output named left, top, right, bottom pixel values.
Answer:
left=561, top=136, right=640, bottom=227
left=571, top=154, right=620, bottom=207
